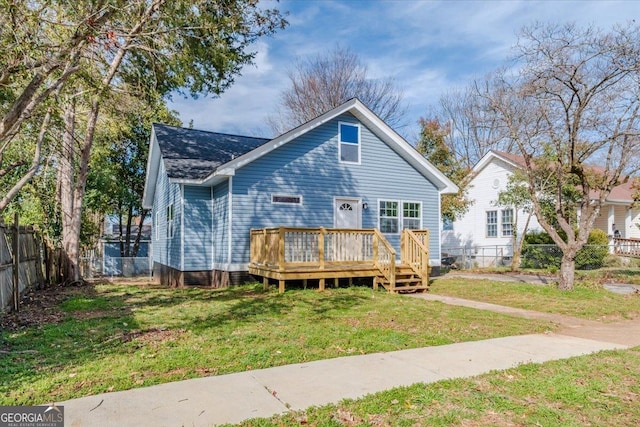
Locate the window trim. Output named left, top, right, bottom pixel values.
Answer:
left=166, top=203, right=174, bottom=239
left=402, top=200, right=423, bottom=230
left=155, top=211, right=160, bottom=240
left=338, top=121, right=361, bottom=165
left=378, top=199, right=423, bottom=234
left=271, top=194, right=303, bottom=205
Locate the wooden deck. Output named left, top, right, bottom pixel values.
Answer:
left=248, top=227, right=430, bottom=293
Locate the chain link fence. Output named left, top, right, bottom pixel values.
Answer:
left=80, top=256, right=153, bottom=279
left=441, top=244, right=617, bottom=271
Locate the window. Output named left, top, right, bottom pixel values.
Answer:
left=379, top=200, right=422, bottom=233
left=486, top=210, right=497, bottom=237
left=339, top=122, right=360, bottom=164
left=501, top=209, right=514, bottom=237
left=443, top=217, right=453, bottom=231
left=166, top=204, right=174, bottom=239
left=379, top=201, right=399, bottom=233
left=272, top=194, right=302, bottom=205
left=403, top=202, right=422, bottom=230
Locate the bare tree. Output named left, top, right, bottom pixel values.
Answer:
left=269, top=46, right=406, bottom=134
left=482, top=22, right=640, bottom=290
left=437, top=85, right=513, bottom=169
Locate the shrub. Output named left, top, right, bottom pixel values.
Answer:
left=521, top=229, right=609, bottom=270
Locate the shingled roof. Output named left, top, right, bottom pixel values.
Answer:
left=153, top=123, right=270, bottom=180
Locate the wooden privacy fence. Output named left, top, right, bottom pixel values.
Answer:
left=0, top=218, right=46, bottom=313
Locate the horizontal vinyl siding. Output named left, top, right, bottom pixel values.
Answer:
left=152, top=161, right=182, bottom=270
left=232, top=112, right=441, bottom=264
left=182, top=185, right=213, bottom=271
left=212, top=180, right=230, bottom=266
left=446, top=159, right=541, bottom=251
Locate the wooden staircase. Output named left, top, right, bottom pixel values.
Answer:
left=375, top=263, right=429, bottom=293
left=373, top=229, right=431, bottom=293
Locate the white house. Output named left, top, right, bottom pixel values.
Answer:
left=443, top=150, right=640, bottom=266
left=442, top=150, right=541, bottom=267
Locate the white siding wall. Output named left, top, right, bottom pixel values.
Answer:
left=444, top=158, right=541, bottom=252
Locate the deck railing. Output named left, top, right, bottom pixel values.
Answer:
left=613, top=237, right=640, bottom=258
left=373, top=229, right=396, bottom=289
left=250, top=227, right=383, bottom=269
left=401, top=229, right=430, bottom=287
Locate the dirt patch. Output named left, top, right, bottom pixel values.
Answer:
left=123, top=327, right=186, bottom=347
left=0, top=283, right=96, bottom=331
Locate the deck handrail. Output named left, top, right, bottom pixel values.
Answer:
left=401, top=229, right=429, bottom=287
left=373, top=229, right=396, bottom=291
left=613, top=237, right=640, bottom=258
left=250, top=227, right=380, bottom=268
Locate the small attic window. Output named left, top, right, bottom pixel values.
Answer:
left=339, top=122, right=360, bottom=164
left=272, top=194, right=302, bottom=205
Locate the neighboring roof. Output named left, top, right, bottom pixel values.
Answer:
left=597, top=177, right=638, bottom=204
left=153, top=124, right=270, bottom=180
left=472, top=150, right=639, bottom=204
left=472, top=150, right=526, bottom=174
left=143, top=98, right=459, bottom=209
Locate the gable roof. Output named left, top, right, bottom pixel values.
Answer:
left=472, top=150, right=638, bottom=204
left=473, top=150, right=525, bottom=174
left=143, top=98, right=459, bottom=208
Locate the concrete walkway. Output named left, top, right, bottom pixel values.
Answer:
left=60, top=289, right=639, bottom=427
left=61, top=333, right=626, bottom=427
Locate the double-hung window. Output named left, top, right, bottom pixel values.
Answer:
left=379, top=201, right=399, bottom=233
left=486, top=210, right=498, bottom=237
left=403, top=202, right=421, bottom=230
left=338, top=122, right=360, bottom=164
left=166, top=204, right=174, bottom=239
left=379, top=200, right=422, bottom=233
left=501, top=209, right=514, bottom=237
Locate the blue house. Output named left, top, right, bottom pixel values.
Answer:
left=142, top=99, right=458, bottom=288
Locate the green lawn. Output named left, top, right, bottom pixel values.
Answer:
left=430, top=277, right=640, bottom=321
left=0, top=282, right=553, bottom=405
left=233, top=347, right=640, bottom=426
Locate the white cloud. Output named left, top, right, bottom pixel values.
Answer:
left=169, top=0, right=640, bottom=143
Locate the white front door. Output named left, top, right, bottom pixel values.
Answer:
left=334, top=198, right=361, bottom=229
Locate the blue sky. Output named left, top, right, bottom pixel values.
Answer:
left=168, top=0, right=638, bottom=142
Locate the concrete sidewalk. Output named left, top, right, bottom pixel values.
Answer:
left=61, top=332, right=629, bottom=426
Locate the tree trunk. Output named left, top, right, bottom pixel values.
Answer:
left=558, top=252, right=576, bottom=291
left=58, top=97, right=100, bottom=283
left=511, top=213, right=532, bottom=272
left=58, top=99, right=80, bottom=283
left=131, top=210, right=147, bottom=258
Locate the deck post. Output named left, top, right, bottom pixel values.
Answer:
left=318, top=227, right=325, bottom=270
left=373, top=276, right=378, bottom=290
left=389, top=256, right=396, bottom=293
left=373, top=232, right=379, bottom=264
left=278, top=279, right=285, bottom=293
left=319, top=278, right=325, bottom=291
left=278, top=227, right=285, bottom=270
left=263, top=276, right=269, bottom=290
left=303, top=279, right=307, bottom=289
left=334, top=277, right=339, bottom=288
left=261, top=229, right=267, bottom=265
